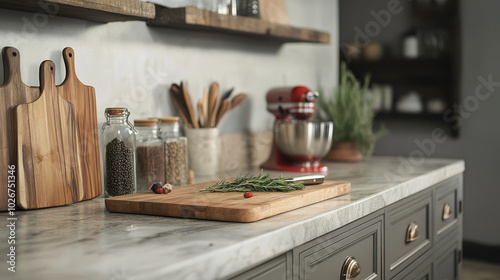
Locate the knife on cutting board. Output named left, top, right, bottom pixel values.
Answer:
left=286, top=175, right=325, bottom=185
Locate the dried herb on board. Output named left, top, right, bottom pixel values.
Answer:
left=200, top=171, right=305, bottom=193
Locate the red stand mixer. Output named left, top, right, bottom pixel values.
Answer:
left=261, top=86, right=334, bottom=173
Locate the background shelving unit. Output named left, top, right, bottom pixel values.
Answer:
left=0, top=1, right=330, bottom=44
left=0, top=0, right=156, bottom=22
left=147, top=6, right=330, bottom=43
left=343, top=0, right=461, bottom=137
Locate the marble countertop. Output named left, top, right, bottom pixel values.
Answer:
left=0, top=157, right=464, bottom=280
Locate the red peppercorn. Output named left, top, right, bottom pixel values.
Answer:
left=154, top=188, right=165, bottom=194
left=244, top=192, right=253, bottom=198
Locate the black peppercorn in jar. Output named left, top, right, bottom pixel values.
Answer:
left=134, top=119, right=165, bottom=192
left=158, top=117, right=188, bottom=186
left=102, top=107, right=137, bottom=197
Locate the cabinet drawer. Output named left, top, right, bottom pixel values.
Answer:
left=296, top=215, right=383, bottom=280
left=393, top=261, right=432, bottom=280
left=230, top=253, right=290, bottom=280
left=385, top=191, right=432, bottom=278
left=433, top=235, right=462, bottom=280
left=434, top=176, right=462, bottom=244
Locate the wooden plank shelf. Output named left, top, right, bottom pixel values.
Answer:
left=147, top=6, right=330, bottom=43
left=0, top=0, right=155, bottom=22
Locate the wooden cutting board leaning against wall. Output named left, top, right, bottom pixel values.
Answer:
left=0, top=47, right=40, bottom=212
left=15, top=61, right=83, bottom=210
left=58, top=47, right=102, bottom=200
left=105, top=180, right=351, bottom=222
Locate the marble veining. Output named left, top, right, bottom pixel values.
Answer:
left=0, top=157, right=464, bottom=280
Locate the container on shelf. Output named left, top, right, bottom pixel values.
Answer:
left=135, top=119, right=165, bottom=192
left=102, top=107, right=136, bottom=197
left=158, top=117, right=188, bottom=186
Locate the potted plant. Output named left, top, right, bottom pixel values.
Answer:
left=316, top=62, right=386, bottom=161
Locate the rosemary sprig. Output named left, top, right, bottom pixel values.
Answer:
left=200, top=171, right=305, bottom=193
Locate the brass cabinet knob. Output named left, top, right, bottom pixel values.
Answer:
left=341, top=256, right=361, bottom=280
left=442, top=203, right=452, bottom=220
left=406, top=222, right=420, bottom=243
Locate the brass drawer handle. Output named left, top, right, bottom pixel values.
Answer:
left=341, top=256, right=361, bottom=280
left=443, top=203, right=452, bottom=220
left=406, top=222, right=420, bottom=243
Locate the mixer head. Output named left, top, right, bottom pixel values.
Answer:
left=266, top=86, right=319, bottom=120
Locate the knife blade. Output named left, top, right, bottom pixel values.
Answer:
left=286, top=175, right=325, bottom=185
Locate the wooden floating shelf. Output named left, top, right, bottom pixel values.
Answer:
left=0, top=0, right=155, bottom=22
left=147, top=6, right=330, bottom=43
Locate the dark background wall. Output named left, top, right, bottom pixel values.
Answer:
left=340, top=0, right=500, bottom=245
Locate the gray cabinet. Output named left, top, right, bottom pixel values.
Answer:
left=385, top=190, right=432, bottom=278
left=393, top=260, right=433, bottom=280
left=231, top=253, right=292, bottom=280
left=433, top=232, right=462, bottom=280
left=231, top=175, right=463, bottom=280
left=293, top=213, right=383, bottom=280
left=433, top=176, right=462, bottom=245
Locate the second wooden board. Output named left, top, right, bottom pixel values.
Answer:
left=105, top=180, right=350, bottom=222
left=59, top=47, right=102, bottom=201
left=15, top=61, right=83, bottom=210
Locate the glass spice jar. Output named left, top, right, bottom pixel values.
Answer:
left=134, top=119, right=165, bottom=192
left=102, top=107, right=136, bottom=197
left=158, top=117, right=188, bottom=186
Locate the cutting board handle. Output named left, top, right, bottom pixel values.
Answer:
left=62, top=47, right=80, bottom=84
left=40, top=60, right=56, bottom=94
left=2, top=47, right=23, bottom=86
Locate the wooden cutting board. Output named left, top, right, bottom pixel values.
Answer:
left=105, top=180, right=350, bottom=222
left=58, top=47, right=102, bottom=201
left=15, top=60, right=83, bottom=210
left=0, top=47, right=41, bottom=212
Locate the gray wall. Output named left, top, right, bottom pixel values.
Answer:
left=340, top=0, right=500, bottom=245
left=0, top=0, right=338, bottom=135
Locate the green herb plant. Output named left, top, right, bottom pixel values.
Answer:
left=200, top=171, right=305, bottom=193
left=316, top=62, right=386, bottom=156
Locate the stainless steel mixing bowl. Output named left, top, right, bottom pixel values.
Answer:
left=274, top=120, right=334, bottom=165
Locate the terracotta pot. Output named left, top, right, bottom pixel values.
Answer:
left=324, top=141, right=363, bottom=162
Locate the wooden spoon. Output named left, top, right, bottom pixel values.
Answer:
left=170, top=85, right=192, bottom=128
left=216, top=99, right=232, bottom=127
left=203, top=88, right=209, bottom=123
left=181, top=81, right=198, bottom=128
left=218, top=87, right=234, bottom=116
left=207, top=82, right=220, bottom=128
left=231, top=94, right=248, bottom=109
left=198, top=99, right=205, bottom=128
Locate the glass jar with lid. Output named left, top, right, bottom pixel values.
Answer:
left=102, top=107, right=136, bottom=197
left=134, top=119, right=165, bottom=192
left=158, top=117, right=188, bottom=186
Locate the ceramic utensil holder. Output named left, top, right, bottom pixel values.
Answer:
left=186, top=128, right=219, bottom=176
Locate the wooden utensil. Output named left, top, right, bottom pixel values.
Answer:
left=170, top=85, right=192, bottom=128
left=58, top=47, right=101, bottom=201
left=175, top=82, right=195, bottom=127
left=217, top=87, right=234, bottom=116
left=203, top=88, right=208, bottom=123
left=181, top=81, right=198, bottom=128
left=198, top=99, right=205, bottom=127
left=231, top=94, right=248, bottom=109
left=0, top=47, right=41, bottom=211
left=15, top=61, right=83, bottom=210
left=215, top=99, right=231, bottom=127
left=105, top=180, right=350, bottom=223
left=207, top=82, right=220, bottom=127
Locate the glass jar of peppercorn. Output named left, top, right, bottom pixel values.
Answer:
left=158, top=117, right=188, bottom=186
left=102, top=107, right=137, bottom=197
left=134, top=119, right=165, bottom=192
